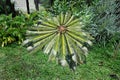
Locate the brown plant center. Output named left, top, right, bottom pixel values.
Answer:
left=58, top=26, right=66, bottom=33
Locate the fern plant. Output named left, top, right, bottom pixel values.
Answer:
left=23, top=13, right=93, bottom=66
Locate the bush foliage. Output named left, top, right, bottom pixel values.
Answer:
left=0, top=12, right=39, bottom=47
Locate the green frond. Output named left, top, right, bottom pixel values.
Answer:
left=66, top=33, right=83, bottom=48
left=65, top=15, right=74, bottom=26
left=65, top=34, right=74, bottom=54
left=29, top=26, right=55, bottom=31
left=61, top=34, right=66, bottom=57
left=67, top=19, right=80, bottom=27
left=63, top=13, right=72, bottom=24
left=46, top=18, right=59, bottom=27
left=67, top=31, right=86, bottom=42
left=53, top=33, right=60, bottom=54
left=30, top=33, right=55, bottom=42
left=43, top=33, right=58, bottom=54
left=40, top=19, right=56, bottom=28
left=60, top=13, right=64, bottom=25
left=26, top=30, right=57, bottom=35
left=53, top=17, right=60, bottom=26
left=30, top=33, right=56, bottom=54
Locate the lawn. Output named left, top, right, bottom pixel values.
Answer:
left=0, top=43, right=120, bottom=80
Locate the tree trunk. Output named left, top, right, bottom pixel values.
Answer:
left=34, top=0, right=39, bottom=11
left=49, top=0, right=54, bottom=6
left=26, top=0, right=30, bottom=14
left=86, top=0, right=92, bottom=6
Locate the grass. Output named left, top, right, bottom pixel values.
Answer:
left=0, top=43, right=120, bottom=80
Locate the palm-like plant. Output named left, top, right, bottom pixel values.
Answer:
left=23, top=13, right=92, bottom=67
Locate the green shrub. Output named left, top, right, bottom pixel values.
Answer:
left=0, top=14, right=24, bottom=47
left=82, top=0, right=120, bottom=58
left=89, top=0, right=120, bottom=46
left=0, top=12, right=39, bottom=47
